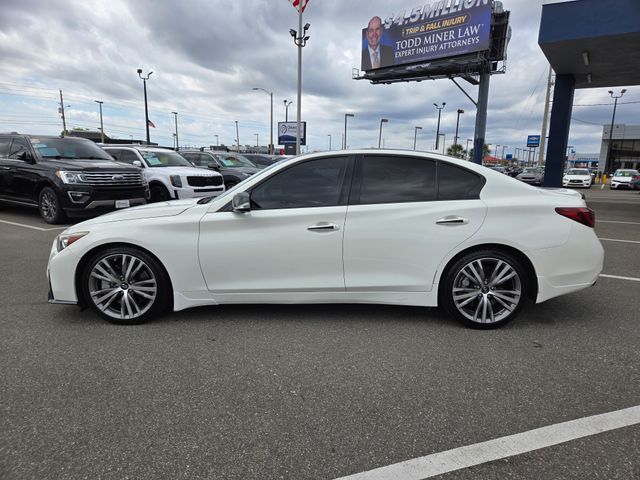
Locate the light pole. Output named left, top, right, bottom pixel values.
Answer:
left=454, top=109, right=464, bottom=147
left=254, top=133, right=259, bottom=149
left=439, top=133, right=446, bottom=154
left=378, top=118, right=388, bottom=148
left=283, top=100, right=293, bottom=122
left=466, top=138, right=473, bottom=160
left=94, top=100, right=104, bottom=143
left=235, top=120, right=240, bottom=152
left=604, top=89, right=626, bottom=176
left=137, top=68, right=153, bottom=145
left=253, top=87, right=274, bottom=154
left=171, top=111, right=179, bottom=150
left=434, top=102, right=446, bottom=150
left=501, top=145, right=507, bottom=160
left=290, top=20, right=310, bottom=155
left=327, top=134, right=332, bottom=151
left=413, top=126, right=422, bottom=150
left=214, top=134, right=219, bottom=146
left=344, top=113, right=354, bottom=149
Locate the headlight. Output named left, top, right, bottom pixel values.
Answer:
left=170, top=175, right=183, bottom=187
left=56, top=231, right=89, bottom=252
left=56, top=171, right=84, bottom=184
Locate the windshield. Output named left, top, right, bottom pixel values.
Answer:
left=30, top=137, right=114, bottom=160
left=523, top=168, right=539, bottom=174
left=139, top=150, right=195, bottom=168
left=215, top=153, right=257, bottom=168
left=614, top=170, right=636, bottom=177
left=566, top=169, right=590, bottom=175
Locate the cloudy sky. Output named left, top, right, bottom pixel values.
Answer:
left=0, top=0, right=636, bottom=158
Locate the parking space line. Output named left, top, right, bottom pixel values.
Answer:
left=599, top=220, right=640, bottom=225
left=334, top=405, right=640, bottom=480
left=598, top=237, right=640, bottom=244
left=600, top=274, right=640, bottom=283
left=0, top=219, right=66, bottom=232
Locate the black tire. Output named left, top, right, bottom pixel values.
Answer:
left=225, top=181, right=238, bottom=189
left=38, top=186, right=66, bottom=224
left=80, top=246, right=170, bottom=325
left=440, top=249, right=530, bottom=329
left=150, top=184, right=171, bottom=202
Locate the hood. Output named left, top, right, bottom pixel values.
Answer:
left=149, top=166, right=221, bottom=177
left=40, top=158, right=137, bottom=171
left=563, top=174, right=590, bottom=179
left=222, top=166, right=261, bottom=176
left=68, top=199, right=198, bottom=230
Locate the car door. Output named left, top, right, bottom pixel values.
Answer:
left=4, top=138, right=41, bottom=203
left=343, top=154, right=487, bottom=292
left=0, top=137, right=12, bottom=197
left=198, top=155, right=353, bottom=294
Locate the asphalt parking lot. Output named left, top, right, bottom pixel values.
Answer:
left=1, top=187, right=639, bottom=480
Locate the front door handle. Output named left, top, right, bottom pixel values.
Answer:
left=307, top=222, right=340, bottom=232
left=436, top=216, right=468, bottom=226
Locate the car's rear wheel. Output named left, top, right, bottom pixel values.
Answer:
left=441, top=250, right=529, bottom=329
left=150, top=184, right=171, bottom=202
left=39, top=186, right=66, bottom=224
left=80, top=246, right=170, bottom=325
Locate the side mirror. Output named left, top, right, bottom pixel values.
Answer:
left=132, top=160, right=143, bottom=168
left=18, top=151, right=34, bottom=163
left=232, top=192, right=251, bottom=213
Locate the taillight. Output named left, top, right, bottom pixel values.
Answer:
left=555, top=207, right=595, bottom=228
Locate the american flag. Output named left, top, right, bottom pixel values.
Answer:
left=288, top=0, right=308, bottom=12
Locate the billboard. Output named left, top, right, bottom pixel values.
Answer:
left=361, top=0, right=492, bottom=71
left=278, top=122, right=306, bottom=146
left=527, top=135, right=541, bottom=148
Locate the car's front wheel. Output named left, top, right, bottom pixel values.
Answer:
left=39, top=186, right=66, bottom=224
left=441, top=250, right=529, bottom=329
left=80, top=246, right=170, bottom=325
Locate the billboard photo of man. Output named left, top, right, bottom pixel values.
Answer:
left=361, top=16, right=394, bottom=71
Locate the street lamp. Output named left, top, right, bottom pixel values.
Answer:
left=466, top=138, right=473, bottom=160
left=94, top=100, right=104, bottom=143
left=290, top=21, right=311, bottom=155
left=604, top=89, right=626, bottom=175
left=439, top=133, right=446, bottom=154
left=171, top=111, right=179, bottom=150
left=214, top=134, right=219, bottom=147
left=137, top=68, right=153, bottom=144
left=344, top=113, right=354, bottom=149
left=327, top=134, right=332, bottom=151
left=235, top=120, right=240, bottom=152
left=434, top=102, right=446, bottom=150
left=378, top=118, right=388, bottom=148
left=253, top=87, right=274, bottom=154
left=501, top=145, right=507, bottom=160
left=283, top=100, right=293, bottom=122
left=413, top=126, right=422, bottom=150
left=454, top=109, right=464, bottom=146
left=254, top=133, right=259, bottom=149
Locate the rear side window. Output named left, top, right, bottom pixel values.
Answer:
left=437, top=162, right=485, bottom=200
left=356, top=155, right=437, bottom=204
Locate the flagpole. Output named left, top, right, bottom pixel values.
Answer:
left=296, top=6, right=302, bottom=156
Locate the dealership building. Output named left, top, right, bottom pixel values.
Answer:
left=598, top=124, right=640, bottom=171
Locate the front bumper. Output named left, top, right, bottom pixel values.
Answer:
left=59, top=184, right=149, bottom=214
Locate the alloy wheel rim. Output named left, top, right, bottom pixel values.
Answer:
left=88, top=254, right=157, bottom=320
left=41, top=192, right=56, bottom=219
left=452, top=257, right=521, bottom=324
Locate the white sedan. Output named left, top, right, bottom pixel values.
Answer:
left=47, top=150, right=604, bottom=329
left=562, top=168, right=592, bottom=188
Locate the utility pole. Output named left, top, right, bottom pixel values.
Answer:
left=235, top=121, right=240, bottom=152
left=604, top=89, right=626, bottom=177
left=454, top=109, right=464, bottom=146
left=59, top=90, right=67, bottom=136
left=290, top=13, right=310, bottom=155
left=344, top=113, right=354, bottom=149
left=413, top=126, right=422, bottom=150
left=539, top=65, right=553, bottom=165
left=171, top=111, right=179, bottom=150
left=434, top=102, right=446, bottom=150
left=94, top=100, right=104, bottom=143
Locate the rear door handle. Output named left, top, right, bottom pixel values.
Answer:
left=307, top=222, right=340, bottom=232
left=436, top=216, right=468, bottom=226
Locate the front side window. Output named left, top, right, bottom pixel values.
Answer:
left=356, top=155, right=437, bottom=205
left=250, top=156, right=349, bottom=210
left=9, top=138, right=30, bottom=159
left=119, top=150, right=140, bottom=165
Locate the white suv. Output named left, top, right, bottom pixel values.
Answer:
left=104, top=146, right=225, bottom=202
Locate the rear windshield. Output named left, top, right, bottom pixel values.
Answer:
left=30, top=138, right=113, bottom=160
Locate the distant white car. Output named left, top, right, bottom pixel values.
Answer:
left=562, top=168, right=592, bottom=188
left=47, top=149, right=603, bottom=329
left=610, top=169, right=639, bottom=189
left=104, top=146, right=225, bottom=202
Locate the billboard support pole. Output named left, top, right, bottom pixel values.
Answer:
left=472, top=72, right=490, bottom=165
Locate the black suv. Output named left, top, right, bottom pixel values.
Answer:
left=0, top=134, right=149, bottom=224
left=181, top=150, right=261, bottom=189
